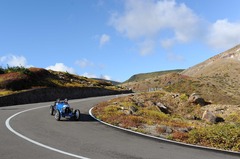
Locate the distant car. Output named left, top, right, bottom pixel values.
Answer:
left=50, top=98, right=80, bottom=121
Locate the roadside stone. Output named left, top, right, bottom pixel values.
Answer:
left=156, top=125, right=172, bottom=134
left=136, top=102, right=144, bottom=107
left=129, top=106, right=138, bottom=113
left=202, top=110, right=216, bottom=123
left=178, top=127, right=191, bottom=133
left=123, top=109, right=132, bottom=115
left=166, top=127, right=173, bottom=133
left=188, top=93, right=206, bottom=106
left=156, top=102, right=169, bottom=114
left=145, top=100, right=155, bottom=107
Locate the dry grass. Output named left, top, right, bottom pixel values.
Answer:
left=93, top=91, right=240, bottom=152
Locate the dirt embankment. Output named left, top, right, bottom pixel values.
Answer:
left=0, top=87, right=132, bottom=106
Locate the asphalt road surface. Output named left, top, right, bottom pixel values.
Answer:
left=0, top=95, right=239, bottom=159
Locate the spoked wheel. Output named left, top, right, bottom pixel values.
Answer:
left=74, top=109, right=80, bottom=121
left=55, top=110, right=61, bottom=121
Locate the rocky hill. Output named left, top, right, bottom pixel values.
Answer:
left=121, top=44, right=240, bottom=105
left=93, top=44, right=240, bottom=152
left=181, top=44, right=240, bottom=77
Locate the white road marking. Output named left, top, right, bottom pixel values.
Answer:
left=5, top=105, right=90, bottom=159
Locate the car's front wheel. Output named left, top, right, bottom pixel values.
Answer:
left=55, top=110, right=61, bottom=121
left=74, top=109, right=80, bottom=121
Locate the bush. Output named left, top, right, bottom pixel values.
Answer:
left=225, top=112, right=240, bottom=123
left=1, top=65, right=32, bottom=75
left=180, top=93, right=189, bottom=101
left=187, top=124, right=240, bottom=151
left=0, top=67, right=5, bottom=74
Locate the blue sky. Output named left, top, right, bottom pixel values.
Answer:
left=1, top=0, right=240, bottom=82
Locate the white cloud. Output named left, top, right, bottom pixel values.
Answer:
left=99, top=34, right=110, bottom=47
left=100, top=74, right=111, bottom=80
left=82, top=72, right=111, bottom=80
left=46, top=63, right=75, bottom=74
left=138, top=39, right=155, bottom=56
left=109, top=0, right=200, bottom=54
left=160, top=38, right=175, bottom=49
left=75, top=59, right=94, bottom=68
left=207, top=19, right=240, bottom=50
left=82, top=72, right=97, bottom=78
left=167, top=52, right=184, bottom=62
left=0, top=54, right=28, bottom=67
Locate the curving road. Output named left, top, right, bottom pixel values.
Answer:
left=0, top=95, right=239, bottom=159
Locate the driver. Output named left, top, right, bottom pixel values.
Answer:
left=64, top=98, right=68, bottom=104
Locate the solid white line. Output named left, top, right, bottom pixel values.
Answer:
left=5, top=105, right=90, bottom=159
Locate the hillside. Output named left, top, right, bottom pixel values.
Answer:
left=93, top=44, right=240, bottom=152
left=121, top=44, right=240, bottom=105
left=181, top=44, right=240, bottom=77
left=92, top=78, right=121, bottom=86
left=0, top=67, right=126, bottom=96
left=124, top=69, right=184, bottom=83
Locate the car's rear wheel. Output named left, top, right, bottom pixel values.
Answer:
left=74, top=109, right=80, bottom=121
left=50, top=105, right=54, bottom=116
left=55, top=110, right=61, bottom=121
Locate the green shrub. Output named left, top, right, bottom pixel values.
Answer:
left=180, top=93, right=188, bottom=101
left=225, top=112, right=240, bottom=123
left=0, top=67, right=5, bottom=74
left=4, top=65, right=32, bottom=75
left=187, top=124, right=240, bottom=151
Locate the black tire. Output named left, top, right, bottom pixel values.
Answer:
left=50, top=105, right=54, bottom=116
left=74, top=109, right=80, bottom=121
left=55, top=110, right=61, bottom=121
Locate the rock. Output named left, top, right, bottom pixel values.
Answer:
left=178, top=127, right=192, bottom=133
left=129, top=106, right=138, bottom=113
left=123, top=109, right=132, bottom=115
left=145, top=100, right=155, bottom=107
left=136, top=102, right=144, bottom=107
left=166, top=127, right=173, bottom=133
left=172, top=93, right=179, bottom=98
left=157, top=125, right=172, bottom=134
left=216, top=116, right=225, bottom=122
left=188, top=93, right=206, bottom=106
left=156, top=102, right=169, bottom=114
left=202, top=110, right=216, bottom=123
left=185, top=114, right=200, bottom=120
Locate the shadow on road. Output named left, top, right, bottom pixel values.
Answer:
left=80, top=113, right=96, bottom=122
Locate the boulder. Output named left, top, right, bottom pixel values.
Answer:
left=188, top=93, right=206, bottom=106
left=202, top=110, right=216, bottom=123
left=156, top=102, right=169, bottom=114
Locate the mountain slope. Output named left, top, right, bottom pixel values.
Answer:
left=124, top=69, right=184, bottom=83
left=181, top=44, right=240, bottom=77
left=122, top=44, right=240, bottom=104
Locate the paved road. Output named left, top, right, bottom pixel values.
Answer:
left=0, top=95, right=239, bottom=159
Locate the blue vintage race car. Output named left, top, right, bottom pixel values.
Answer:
left=50, top=99, right=80, bottom=121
